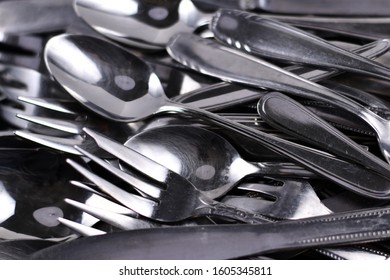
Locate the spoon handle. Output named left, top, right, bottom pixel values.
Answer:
left=166, top=33, right=385, bottom=114
left=162, top=100, right=390, bottom=200
left=210, top=9, right=390, bottom=81
left=259, top=92, right=390, bottom=178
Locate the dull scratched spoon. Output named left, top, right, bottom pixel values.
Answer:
left=43, top=34, right=390, bottom=200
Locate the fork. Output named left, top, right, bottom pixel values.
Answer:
left=66, top=128, right=277, bottom=224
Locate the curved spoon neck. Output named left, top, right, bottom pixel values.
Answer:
left=251, top=161, right=317, bottom=178
left=355, top=106, right=388, bottom=135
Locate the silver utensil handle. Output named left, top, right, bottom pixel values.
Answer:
left=210, top=9, right=390, bottom=80
left=30, top=206, right=390, bottom=259
left=174, top=39, right=390, bottom=112
left=259, top=92, right=390, bottom=179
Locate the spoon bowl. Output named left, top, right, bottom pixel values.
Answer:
left=44, top=34, right=167, bottom=121
left=74, top=0, right=210, bottom=49
left=124, top=125, right=315, bottom=199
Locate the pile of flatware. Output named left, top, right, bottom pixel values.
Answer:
left=2, top=0, right=390, bottom=259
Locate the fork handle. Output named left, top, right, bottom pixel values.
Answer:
left=200, top=200, right=277, bottom=224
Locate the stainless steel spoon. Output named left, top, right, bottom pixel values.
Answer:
left=123, top=125, right=316, bottom=199
left=43, top=34, right=390, bottom=200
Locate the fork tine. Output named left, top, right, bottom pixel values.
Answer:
left=18, top=96, right=78, bottom=115
left=58, top=217, right=106, bottom=236
left=65, top=198, right=160, bottom=230
left=17, top=113, right=82, bottom=134
left=74, top=145, right=162, bottom=199
left=14, top=130, right=82, bottom=154
left=66, top=158, right=156, bottom=218
left=70, top=182, right=138, bottom=216
left=70, top=180, right=107, bottom=197
left=83, top=127, right=170, bottom=183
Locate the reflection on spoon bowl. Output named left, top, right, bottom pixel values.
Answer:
left=74, top=0, right=211, bottom=49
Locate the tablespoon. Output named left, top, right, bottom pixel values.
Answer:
left=167, top=33, right=390, bottom=165
left=123, top=125, right=316, bottom=199
left=211, top=9, right=390, bottom=82
left=43, top=34, right=390, bottom=199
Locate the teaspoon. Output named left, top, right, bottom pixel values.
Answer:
left=43, top=34, right=390, bottom=200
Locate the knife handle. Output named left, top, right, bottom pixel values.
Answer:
left=30, top=206, right=390, bottom=259
left=255, top=206, right=390, bottom=256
